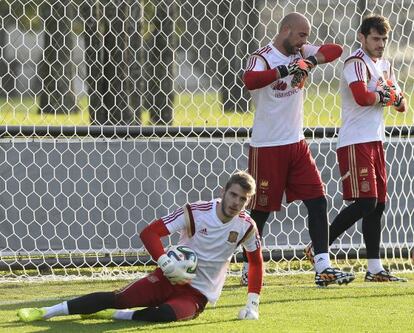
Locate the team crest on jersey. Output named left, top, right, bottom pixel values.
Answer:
left=227, top=231, right=239, bottom=243
left=258, top=194, right=268, bottom=206
left=271, top=80, right=287, bottom=91
left=259, top=179, right=269, bottom=190
left=359, top=167, right=368, bottom=177
left=360, top=180, right=370, bottom=192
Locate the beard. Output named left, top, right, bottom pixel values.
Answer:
left=365, top=46, right=384, bottom=59
left=283, top=38, right=297, bottom=55
left=220, top=198, right=239, bottom=220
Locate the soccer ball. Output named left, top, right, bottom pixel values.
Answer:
left=166, top=245, right=198, bottom=274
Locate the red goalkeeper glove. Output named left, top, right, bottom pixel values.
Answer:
left=290, top=56, right=317, bottom=88
left=276, top=56, right=316, bottom=78
left=385, top=79, right=405, bottom=109
left=376, top=80, right=396, bottom=107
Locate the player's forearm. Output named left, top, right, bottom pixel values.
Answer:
left=246, top=248, right=263, bottom=294
left=349, top=81, right=377, bottom=106
left=243, top=69, right=278, bottom=90
left=314, top=44, right=343, bottom=64
left=139, top=219, right=170, bottom=260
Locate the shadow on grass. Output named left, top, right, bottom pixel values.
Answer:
left=1, top=315, right=240, bottom=333
left=3, top=285, right=414, bottom=313
left=0, top=317, right=150, bottom=333
left=212, top=287, right=414, bottom=310
left=0, top=296, right=85, bottom=311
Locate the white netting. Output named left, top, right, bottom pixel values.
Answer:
left=0, top=0, right=413, bottom=280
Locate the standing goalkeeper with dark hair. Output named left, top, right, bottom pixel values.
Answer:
left=306, top=15, right=407, bottom=282
left=242, top=12, right=355, bottom=287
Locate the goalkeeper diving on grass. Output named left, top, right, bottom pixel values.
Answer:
left=17, top=171, right=263, bottom=323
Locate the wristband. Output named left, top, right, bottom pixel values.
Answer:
left=306, top=55, right=318, bottom=66
left=276, top=65, right=289, bottom=78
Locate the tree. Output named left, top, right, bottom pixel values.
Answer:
left=218, top=0, right=260, bottom=112
left=82, top=0, right=137, bottom=125
left=142, top=0, right=177, bottom=125
left=0, top=2, right=17, bottom=98
left=219, top=0, right=244, bottom=112
left=38, top=0, right=79, bottom=114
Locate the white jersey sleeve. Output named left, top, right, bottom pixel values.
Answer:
left=160, top=207, right=187, bottom=234
left=301, top=44, right=320, bottom=58
left=241, top=227, right=261, bottom=252
left=343, top=60, right=367, bottom=85
left=245, top=55, right=267, bottom=71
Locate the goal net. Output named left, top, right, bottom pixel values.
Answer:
left=0, top=0, right=413, bottom=280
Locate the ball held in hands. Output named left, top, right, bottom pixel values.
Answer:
left=157, top=245, right=198, bottom=285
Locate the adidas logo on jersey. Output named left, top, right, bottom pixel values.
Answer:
left=199, top=228, right=208, bottom=235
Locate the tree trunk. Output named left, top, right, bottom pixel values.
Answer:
left=83, top=0, right=137, bottom=125
left=354, top=0, right=367, bottom=49
left=239, top=0, right=260, bottom=111
left=127, top=0, right=143, bottom=124
left=143, top=1, right=176, bottom=125
left=0, top=26, right=18, bottom=98
left=0, top=1, right=18, bottom=98
left=38, top=0, right=78, bottom=114
left=242, top=0, right=260, bottom=56
left=219, top=0, right=248, bottom=112
left=101, top=0, right=134, bottom=125
left=82, top=0, right=105, bottom=124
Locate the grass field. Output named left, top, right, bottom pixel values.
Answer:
left=1, top=272, right=413, bottom=333
left=0, top=91, right=413, bottom=127
left=1, top=92, right=413, bottom=333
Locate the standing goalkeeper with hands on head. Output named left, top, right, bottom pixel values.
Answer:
left=312, top=14, right=407, bottom=282
left=241, top=12, right=355, bottom=287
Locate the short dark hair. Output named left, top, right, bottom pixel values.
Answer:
left=224, top=171, right=256, bottom=196
left=360, top=15, right=391, bottom=37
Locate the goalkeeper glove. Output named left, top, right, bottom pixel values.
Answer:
left=376, top=81, right=395, bottom=107
left=385, top=79, right=405, bottom=109
left=237, top=293, right=260, bottom=320
left=393, top=92, right=404, bottom=109
left=276, top=56, right=316, bottom=79
left=157, top=254, right=196, bottom=285
left=290, top=56, right=318, bottom=88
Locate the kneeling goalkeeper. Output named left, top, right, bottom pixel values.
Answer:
left=17, top=171, right=263, bottom=323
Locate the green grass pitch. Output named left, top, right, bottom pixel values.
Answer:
left=1, top=272, right=413, bottom=333
left=0, top=91, right=412, bottom=127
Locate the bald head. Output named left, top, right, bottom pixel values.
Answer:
left=274, top=12, right=311, bottom=56
left=279, top=12, right=310, bottom=33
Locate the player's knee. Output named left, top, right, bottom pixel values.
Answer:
left=355, top=198, right=377, bottom=218
left=303, top=196, right=327, bottom=212
left=373, top=202, right=385, bottom=217
left=132, top=304, right=177, bottom=322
